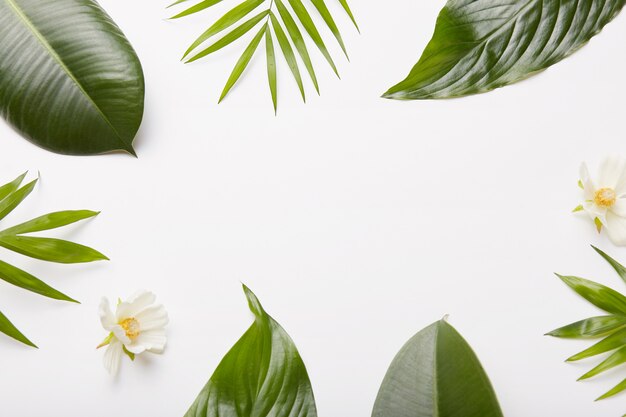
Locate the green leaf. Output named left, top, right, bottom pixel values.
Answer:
left=0, top=260, right=77, bottom=303
left=597, top=378, right=626, bottom=400
left=579, top=345, right=626, bottom=380
left=183, top=0, right=265, bottom=59
left=0, top=172, right=27, bottom=202
left=384, top=0, right=626, bottom=100
left=557, top=274, right=626, bottom=316
left=307, top=0, right=348, bottom=57
left=372, top=319, right=504, bottom=417
left=186, top=11, right=269, bottom=63
left=0, top=179, right=37, bottom=222
left=170, top=0, right=224, bottom=19
left=0, top=235, right=108, bottom=264
left=593, top=245, right=626, bottom=285
left=547, top=316, right=626, bottom=339
left=1, top=210, right=99, bottom=235
left=219, top=24, right=267, bottom=103
left=0, top=0, right=144, bottom=155
left=567, top=327, right=626, bottom=362
left=336, top=0, right=358, bottom=30
left=184, top=284, right=317, bottom=417
left=275, top=0, right=319, bottom=93
left=270, top=13, right=305, bottom=101
left=288, top=0, right=339, bottom=76
left=265, top=26, right=278, bottom=113
left=0, top=310, right=37, bottom=348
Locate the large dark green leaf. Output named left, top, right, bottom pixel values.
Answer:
left=384, top=0, right=626, bottom=100
left=0, top=0, right=144, bottom=155
left=372, top=319, right=503, bottom=417
left=184, top=285, right=317, bottom=417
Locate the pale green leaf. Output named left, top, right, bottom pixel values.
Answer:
left=593, top=245, right=626, bottom=285
left=557, top=274, right=626, bottom=316
left=0, top=172, right=27, bottom=202
left=1, top=210, right=99, bottom=235
left=0, top=235, right=108, bottom=264
left=0, top=310, right=37, bottom=348
left=0, top=260, right=77, bottom=303
left=567, top=327, right=626, bottom=362
left=0, top=179, right=37, bottom=222
left=579, top=345, right=626, bottom=380
left=547, top=316, right=626, bottom=339
left=270, top=13, right=305, bottom=101
left=336, top=0, right=358, bottom=30
left=307, top=0, right=348, bottom=57
left=170, top=0, right=224, bottom=19
left=265, top=25, right=278, bottom=113
left=597, top=378, right=626, bottom=400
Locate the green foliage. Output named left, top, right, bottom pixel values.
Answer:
left=548, top=246, right=626, bottom=400
left=384, top=0, right=626, bottom=100
left=0, top=173, right=107, bottom=348
left=184, top=284, right=317, bottom=417
left=170, top=0, right=357, bottom=110
left=373, top=318, right=504, bottom=417
left=0, top=0, right=144, bottom=155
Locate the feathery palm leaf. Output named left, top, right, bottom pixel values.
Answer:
left=548, top=246, right=626, bottom=400
left=170, top=0, right=357, bottom=110
left=0, top=173, right=107, bottom=348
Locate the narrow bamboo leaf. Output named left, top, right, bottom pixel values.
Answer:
left=0, top=260, right=77, bottom=303
left=219, top=25, right=266, bottom=103
left=0, top=236, right=108, bottom=264
left=579, top=345, right=626, bottom=380
left=597, top=378, right=626, bottom=400
left=275, top=0, right=319, bottom=93
left=288, top=0, right=339, bottom=76
left=307, top=0, right=348, bottom=57
left=270, top=13, right=305, bottom=101
left=184, top=284, right=317, bottom=417
left=265, top=26, right=278, bottom=113
left=168, top=0, right=190, bottom=7
left=0, top=172, right=27, bottom=202
left=336, top=0, right=358, bottom=30
left=170, top=0, right=224, bottom=19
left=593, top=245, right=626, bottom=285
left=567, top=327, right=626, bottom=362
left=186, top=11, right=269, bottom=63
left=0, top=310, right=37, bottom=348
left=183, top=0, right=265, bottom=58
left=547, top=316, right=626, bottom=339
left=384, top=0, right=626, bottom=100
left=557, top=274, right=626, bottom=316
left=0, top=179, right=37, bottom=222
left=372, top=319, right=503, bottom=417
left=1, top=210, right=99, bottom=235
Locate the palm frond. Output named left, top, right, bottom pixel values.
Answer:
left=548, top=247, right=626, bottom=400
left=171, top=0, right=358, bottom=111
left=0, top=173, right=106, bottom=348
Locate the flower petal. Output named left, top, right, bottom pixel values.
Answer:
left=611, top=198, right=626, bottom=217
left=111, top=325, right=131, bottom=345
left=137, top=329, right=167, bottom=354
left=116, top=290, right=156, bottom=320
left=99, top=298, right=116, bottom=331
left=103, top=339, right=123, bottom=376
left=582, top=201, right=607, bottom=224
left=580, top=162, right=596, bottom=200
left=136, top=304, right=169, bottom=332
left=604, top=212, right=626, bottom=246
left=598, top=156, right=626, bottom=190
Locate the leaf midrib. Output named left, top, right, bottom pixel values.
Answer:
left=4, top=0, right=129, bottom=150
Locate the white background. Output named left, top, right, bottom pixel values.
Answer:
left=0, top=1, right=625, bottom=416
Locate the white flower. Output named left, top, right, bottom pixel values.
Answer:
left=98, top=291, right=168, bottom=376
left=577, top=156, right=626, bottom=245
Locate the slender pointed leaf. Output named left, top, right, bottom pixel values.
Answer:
left=0, top=179, right=37, bottom=222
left=557, top=274, right=626, bottom=316
left=275, top=0, right=319, bottom=93
left=0, top=260, right=77, bottom=303
left=372, top=319, right=504, bottom=417
left=593, top=245, right=626, bottom=285
left=219, top=25, right=267, bottom=103
left=0, top=235, right=108, bottom=264
left=183, top=0, right=265, bottom=58
left=307, top=0, right=348, bottom=57
left=270, top=13, right=305, bottom=101
left=288, top=0, right=339, bottom=76
left=170, top=0, right=224, bottom=19
left=1, top=210, right=99, bottom=235
left=0, top=172, right=27, bottom=202
left=336, top=0, right=358, bottom=30
left=186, top=11, right=269, bottom=63
left=265, top=26, right=278, bottom=113
left=384, top=0, right=626, bottom=100
left=567, top=327, right=626, bottom=362
left=184, top=284, right=317, bottom=417
left=0, top=310, right=37, bottom=348
left=597, top=378, right=626, bottom=400
left=579, top=345, right=626, bottom=380
left=547, top=316, right=626, bottom=339
left=168, top=0, right=190, bottom=7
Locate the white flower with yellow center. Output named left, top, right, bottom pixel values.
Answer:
left=576, top=157, right=626, bottom=245
left=98, top=291, right=168, bottom=375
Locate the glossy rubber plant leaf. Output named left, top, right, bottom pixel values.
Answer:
left=549, top=246, right=626, bottom=400
left=0, top=173, right=106, bottom=348
left=372, top=318, right=504, bottom=417
left=0, top=0, right=144, bottom=155
left=384, top=0, right=626, bottom=100
left=184, top=284, right=317, bottom=417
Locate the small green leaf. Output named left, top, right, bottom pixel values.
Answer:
left=547, top=316, right=626, bottom=339
left=572, top=205, right=584, bottom=213
left=579, top=345, right=626, bottom=380
left=593, top=245, right=626, bottom=285
left=597, top=378, right=626, bottom=400
left=123, top=345, right=136, bottom=361
left=219, top=24, right=267, bottom=103
left=270, top=13, right=305, bottom=101
left=307, top=0, right=348, bottom=58
left=557, top=274, right=626, bottom=316
left=0, top=235, right=108, bottom=264
left=0, top=179, right=37, bottom=222
left=595, top=217, right=603, bottom=233
left=0, top=172, right=27, bottom=202
left=567, top=327, right=626, bottom=362
left=0, top=310, right=37, bottom=348
left=0, top=260, right=77, bottom=303
left=578, top=180, right=585, bottom=190
left=184, top=284, right=317, bottom=417
left=265, top=26, right=278, bottom=113
left=170, top=0, right=224, bottom=19
left=0, top=210, right=99, bottom=235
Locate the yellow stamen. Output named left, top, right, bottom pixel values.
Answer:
left=120, top=318, right=140, bottom=339
left=594, top=188, right=616, bottom=208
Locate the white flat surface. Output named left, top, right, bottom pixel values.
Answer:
left=1, top=1, right=625, bottom=416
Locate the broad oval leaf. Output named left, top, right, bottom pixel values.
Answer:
left=0, top=0, right=144, bottom=155
left=384, top=0, right=626, bottom=100
left=184, top=285, right=317, bottom=417
left=373, top=319, right=503, bottom=417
